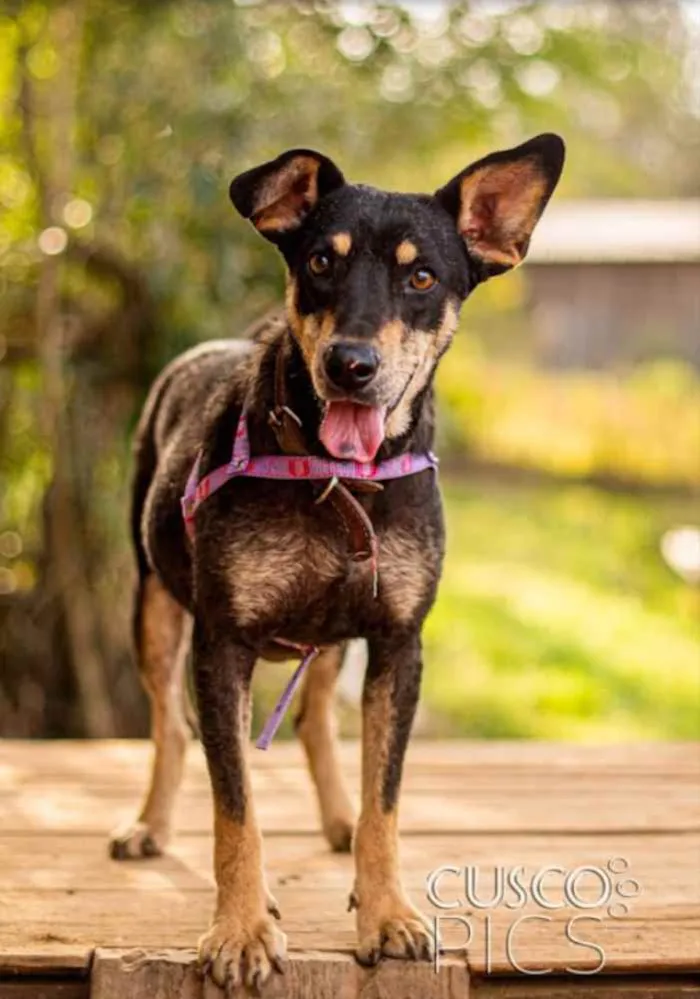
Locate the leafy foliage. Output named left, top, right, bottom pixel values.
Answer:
left=424, top=481, right=700, bottom=740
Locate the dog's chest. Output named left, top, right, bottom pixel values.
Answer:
left=225, top=512, right=346, bottom=627
left=220, top=501, right=439, bottom=633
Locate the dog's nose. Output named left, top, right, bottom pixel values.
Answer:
left=324, top=342, right=379, bottom=392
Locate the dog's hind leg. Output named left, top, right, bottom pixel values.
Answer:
left=295, top=643, right=356, bottom=853
left=109, top=574, right=192, bottom=859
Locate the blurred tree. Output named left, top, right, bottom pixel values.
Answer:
left=0, top=0, right=697, bottom=735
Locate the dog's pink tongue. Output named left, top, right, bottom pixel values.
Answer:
left=320, top=402, right=385, bottom=463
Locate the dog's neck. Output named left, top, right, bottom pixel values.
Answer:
left=246, top=321, right=435, bottom=461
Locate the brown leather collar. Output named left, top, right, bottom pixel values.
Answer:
left=267, top=334, right=380, bottom=566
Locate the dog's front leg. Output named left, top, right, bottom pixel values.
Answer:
left=352, top=630, right=434, bottom=966
left=193, top=624, right=287, bottom=993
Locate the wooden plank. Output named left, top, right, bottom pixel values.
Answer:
left=91, top=948, right=469, bottom=999
left=2, top=739, right=697, bottom=791
left=2, top=741, right=698, bottom=835
left=0, top=985, right=88, bottom=999
left=2, top=741, right=699, bottom=783
left=2, top=831, right=698, bottom=898
left=1, top=740, right=699, bottom=986
left=3, top=786, right=697, bottom=835
left=4, top=787, right=698, bottom=835
left=2, top=889, right=697, bottom=972
left=2, top=816, right=698, bottom=974
left=458, top=910, right=700, bottom=975
left=0, top=950, right=91, bottom=976
left=471, top=976, right=700, bottom=997
left=89, top=953, right=700, bottom=999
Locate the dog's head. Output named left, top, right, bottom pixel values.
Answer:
left=230, top=134, right=564, bottom=462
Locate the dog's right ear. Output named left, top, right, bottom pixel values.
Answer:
left=229, top=149, right=345, bottom=242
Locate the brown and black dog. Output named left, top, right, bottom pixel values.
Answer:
left=109, top=135, right=564, bottom=993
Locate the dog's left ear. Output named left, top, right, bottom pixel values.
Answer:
left=229, top=149, right=345, bottom=242
left=435, top=133, right=565, bottom=278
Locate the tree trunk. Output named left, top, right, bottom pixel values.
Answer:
left=19, top=0, right=116, bottom=737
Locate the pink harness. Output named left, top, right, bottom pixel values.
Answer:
left=181, top=408, right=438, bottom=749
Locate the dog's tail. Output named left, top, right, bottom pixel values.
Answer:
left=129, top=424, right=155, bottom=660
left=129, top=368, right=174, bottom=659
left=130, top=433, right=156, bottom=585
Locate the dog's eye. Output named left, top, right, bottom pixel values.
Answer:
left=308, top=252, right=331, bottom=276
left=409, top=267, right=437, bottom=291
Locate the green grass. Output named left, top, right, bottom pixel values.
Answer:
left=422, top=478, right=700, bottom=741
left=436, top=350, right=700, bottom=489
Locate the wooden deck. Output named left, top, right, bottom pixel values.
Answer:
left=0, top=740, right=699, bottom=998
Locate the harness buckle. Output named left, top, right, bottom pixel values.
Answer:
left=314, top=476, right=339, bottom=505
left=268, top=405, right=302, bottom=429
left=281, top=405, right=302, bottom=427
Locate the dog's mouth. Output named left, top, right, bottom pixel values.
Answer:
left=319, top=401, right=386, bottom=463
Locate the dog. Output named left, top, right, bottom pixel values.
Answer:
left=109, top=134, right=564, bottom=993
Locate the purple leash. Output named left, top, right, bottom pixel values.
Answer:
left=254, top=645, right=320, bottom=750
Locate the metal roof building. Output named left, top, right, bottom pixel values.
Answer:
left=524, top=200, right=700, bottom=368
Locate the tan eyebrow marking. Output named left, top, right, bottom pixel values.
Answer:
left=395, top=239, right=418, bottom=265
left=332, top=232, right=352, bottom=256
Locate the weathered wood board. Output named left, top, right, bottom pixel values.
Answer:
left=0, top=740, right=698, bottom=998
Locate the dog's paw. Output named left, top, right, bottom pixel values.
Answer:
left=355, top=895, right=435, bottom=967
left=323, top=815, right=354, bottom=854
left=198, top=914, right=287, bottom=993
left=108, top=821, right=168, bottom=860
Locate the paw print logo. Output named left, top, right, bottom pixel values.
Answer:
left=606, top=857, right=641, bottom=919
